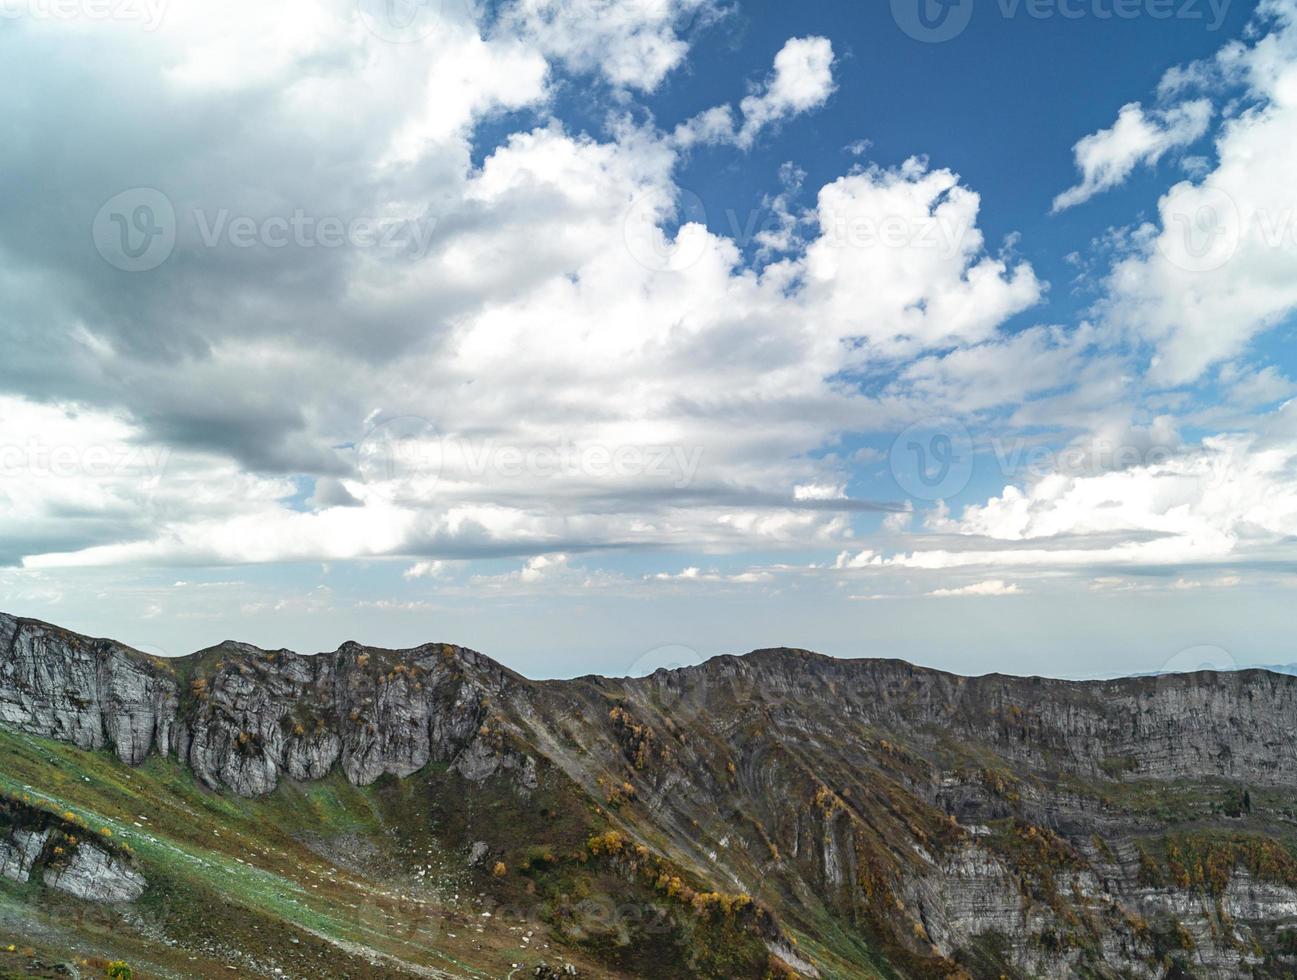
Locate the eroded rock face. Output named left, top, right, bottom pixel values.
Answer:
left=0, top=613, right=536, bottom=799
left=10, top=615, right=1297, bottom=977
left=43, top=844, right=146, bottom=903
left=0, top=828, right=50, bottom=883
left=0, top=614, right=177, bottom=762
left=0, top=799, right=148, bottom=904
left=506, top=650, right=1297, bottom=980
left=622, top=650, right=1297, bottom=788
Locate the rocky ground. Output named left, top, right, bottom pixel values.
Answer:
left=3, top=611, right=1297, bottom=978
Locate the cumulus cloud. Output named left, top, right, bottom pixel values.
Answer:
left=1098, top=0, right=1297, bottom=385
left=0, top=1, right=1043, bottom=572
left=1052, top=100, right=1213, bottom=212
left=13, top=0, right=1295, bottom=627
left=797, top=159, right=1042, bottom=356
left=497, top=0, right=720, bottom=92
left=0, top=395, right=288, bottom=568
left=928, top=580, right=1021, bottom=597
left=675, top=36, right=836, bottom=149
left=866, top=410, right=1297, bottom=575
left=404, top=560, right=446, bottom=580
left=647, top=565, right=773, bottom=584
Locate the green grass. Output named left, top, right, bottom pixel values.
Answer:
left=0, top=722, right=820, bottom=978
left=0, top=726, right=618, bottom=978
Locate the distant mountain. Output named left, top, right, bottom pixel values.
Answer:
left=1251, top=663, right=1297, bottom=677
left=1126, top=662, right=1297, bottom=679
left=3, top=611, right=1297, bottom=978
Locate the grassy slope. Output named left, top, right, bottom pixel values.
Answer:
left=0, top=725, right=629, bottom=979
left=13, top=659, right=1297, bottom=980
left=0, top=722, right=808, bottom=980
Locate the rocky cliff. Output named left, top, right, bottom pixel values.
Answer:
left=0, top=613, right=534, bottom=798
left=3, top=611, right=1297, bottom=979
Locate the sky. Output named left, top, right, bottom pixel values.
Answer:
left=2, top=0, right=1296, bottom=680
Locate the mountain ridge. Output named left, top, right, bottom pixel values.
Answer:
left=9, top=608, right=1294, bottom=689
left=4, top=610, right=1297, bottom=978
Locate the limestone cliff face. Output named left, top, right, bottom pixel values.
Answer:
left=0, top=798, right=146, bottom=904
left=612, top=650, right=1297, bottom=786
left=42, top=841, right=146, bottom=903
left=504, top=650, right=1297, bottom=979
left=5, top=614, right=1297, bottom=978
left=0, top=613, right=177, bottom=765
left=0, top=613, right=535, bottom=799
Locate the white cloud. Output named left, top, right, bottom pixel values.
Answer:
left=1098, top=1, right=1297, bottom=384
left=404, top=560, right=446, bottom=580
left=647, top=565, right=774, bottom=584
left=675, top=36, right=836, bottom=149
left=0, top=0, right=1059, bottom=582
left=794, top=482, right=846, bottom=500
left=737, top=36, right=836, bottom=147
left=1052, top=100, right=1212, bottom=212
left=882, top=507, right=914, bottom=532
left=798, top=159, right=1042, bottom=356
left=517, top=553, right=569, bottom=583
left=498, top=0, right=719, bottom=92
left=876, top=413, right=1297, bottom=574
left=929, top=580, right=1021, bottom=597
left=0, top=395, right=289, bottom=567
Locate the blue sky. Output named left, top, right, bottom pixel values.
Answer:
left=2, top=0, right=1296, bottom=679
left=650, top=1, right=1251, bottom=307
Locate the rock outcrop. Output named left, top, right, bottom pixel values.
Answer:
left=0, top=613, right=176, bottom=764
left=0, top=798, right=147, bottom=905
left=0, top=827, right=50, bottom=883
left=42, top=843, right=146, bottom=903
left=0, top=613, right=535, bottom=799
left=6, top=612, right=1297, bottom=978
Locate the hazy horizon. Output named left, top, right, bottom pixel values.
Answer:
left=4, top=0, right=1297, bottom=682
